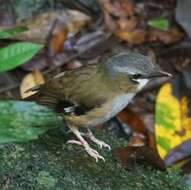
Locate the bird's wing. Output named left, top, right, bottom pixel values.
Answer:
left=26, top=64, right=111, bottom=117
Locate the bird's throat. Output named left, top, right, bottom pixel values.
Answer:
left=137, top=79, right=149, bottom=90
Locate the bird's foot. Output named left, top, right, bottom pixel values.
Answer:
left=67, top=127, right=105, bottom=162
left=84, top=129, right=111, bottom=150
left=67, top=139, right=105, bottom=162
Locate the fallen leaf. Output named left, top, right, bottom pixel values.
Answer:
left=74, top=31, right=111, bottom=55
left=68, top=10, right=91, bottom=23
left=128, top=132, right=146, bottom=147
left=113, top=146, right=166, bottom=171
left=20, top=70, right=45, bottom=99
left=117, top=107, right=147, bottom=134
left=117, top=108, right=147, bottom=146
left=47, top=20, right=68, bottom=57
left=21, top=53, right=48, bottom=71
left=78, top=34, right=116, bottom=60
left=117, top=107, right=158, bottom=151
left=116, top=27, right=183, bottom=45
left=51, top=31, right=112, bottom=68
left=11, top=10, right=90, bottom=43
left=148, top=27, right=184, bottom=44
left=98, top=0, right=138, bottom=32
left=115, top=29, right=146, bottom=44
left=115, top=107, right=165, bottom=169
left=155, top=66, right=191, bottom=162
left=98, top=0, right=183, bottom=45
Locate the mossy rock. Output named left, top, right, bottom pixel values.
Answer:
left=0, top=128, right=189, bottom=190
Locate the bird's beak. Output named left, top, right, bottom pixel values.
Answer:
left=146, top=70, right=172, bottom=79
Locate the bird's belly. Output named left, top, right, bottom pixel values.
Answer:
left=87, top=93, right=135, bottom=127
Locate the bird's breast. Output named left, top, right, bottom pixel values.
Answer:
left=92, top=93, right=136, bottom=126
left=83, top=93, right=135, bottom=127
left=105, top=93, right=135, bottom=119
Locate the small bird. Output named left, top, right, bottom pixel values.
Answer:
left=27, top=52, right=171, bottom=161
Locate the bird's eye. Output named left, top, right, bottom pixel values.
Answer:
left=132, top=73, right=142, bottom=79
left=130, top=73, right=142, bottom=83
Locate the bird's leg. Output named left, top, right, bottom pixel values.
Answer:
left=83, top=129, right=111, bottom=150
left=67, top=126, right=105, bottom=162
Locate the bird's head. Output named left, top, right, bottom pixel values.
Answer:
left=105, top=52, right=171, bottom=89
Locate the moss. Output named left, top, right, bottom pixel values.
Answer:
left=0, top=128, right=189, bottom=190
left=36, top=171, right=58, bottom=189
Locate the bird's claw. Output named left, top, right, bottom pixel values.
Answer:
left=98, top=141, right=111, bottom=150
left=67, top=139, right=105, bottom=162
left=85, top=129, right=111, bottom=151
left=85, top=146, right=105, bottom=162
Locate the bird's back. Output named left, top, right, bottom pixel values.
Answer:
left=28, top=64, right=114, bottom=114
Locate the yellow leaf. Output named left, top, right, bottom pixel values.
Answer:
left=20, top=70, right=45, bottom=99
left=155, top=82, right=191, bottom=158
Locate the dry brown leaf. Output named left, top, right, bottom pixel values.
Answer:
left=69, top=10, right=91, bottom=22
left=113, top=146, right=166, bottom=171
left=148, top=27, right=184, bottom=44
left=115, top=27, right=183, bottom=44
left=117, top=108, right=156, bottom=149
left=11, top=10, right=90, bottom=43
left=98, top=0, right=183, bottom=45
left=128, top=132, right=146, bottom=147
left=46, top=10, right=92, bottom=57
left=115, top=107, right=166, bottom=170
left=20, top=70, right=45, bottom=99
left=47, top=21, right=68, bottom=57
left=115, top=29, right=146, bottom=44
left=21, top=53, right=48, bottom=71
left=98, top=0, right=138, bottom=32
left=117, top=107, right=147, bottom=134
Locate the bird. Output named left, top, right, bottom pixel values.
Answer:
left=26, top=52, right=171, bottom=162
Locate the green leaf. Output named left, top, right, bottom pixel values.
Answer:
left=0, top=42, right=43, bottom=72
left=148, top=17, right=169, bottom=30
left=157, top=136, right=171, bottom=151
left=0, top=101, right=64, bottom=143
left=0, top=26, right=28, bottom=39
left=156, top=102, right=176, bottom=130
